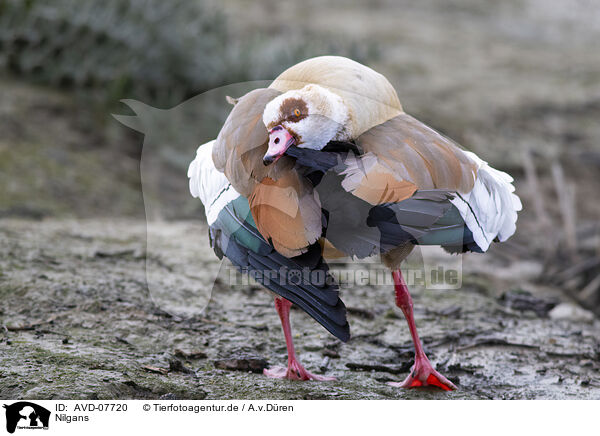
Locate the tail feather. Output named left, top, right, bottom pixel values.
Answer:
left=452, top=152, right=522, bottom=251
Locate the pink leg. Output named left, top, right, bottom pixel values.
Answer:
left=263, top=297, right=335, bottom=381
left=388, top=270, right=456, bottom=391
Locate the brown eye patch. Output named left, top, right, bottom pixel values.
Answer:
left=279, top=97, right=308, bottom=123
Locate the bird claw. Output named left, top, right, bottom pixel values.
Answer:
left=263, top=362, right=335, bottom=381
left=388, top=356, right=456, bottom=391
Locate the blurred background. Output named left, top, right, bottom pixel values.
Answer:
left=0, top=0, right=599, bottom=399
left=1, top=0, right=599, bottom=311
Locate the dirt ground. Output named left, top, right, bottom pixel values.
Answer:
left=1, top=219, right=598, bottom=400
left=1, top=0, right=600, bottom=400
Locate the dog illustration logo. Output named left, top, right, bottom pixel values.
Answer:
left=3, top=402, right=50, bottom=433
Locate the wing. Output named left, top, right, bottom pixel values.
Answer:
left=189, top=141, right=350, bottom=342
left=286, top=145, right=480, bottom=258
left=355, top=113, right=478, bottom=193
left=210, top=195, right=350, bottom=343
left=212, top=87, right=287, bottom=197
left=356, top=114, right=521, bottom=251
left=286, top=110, right=521, bottom=256
left=213, top=88, right=322, bottom=257
left=248, top=170, right=322, bottom=257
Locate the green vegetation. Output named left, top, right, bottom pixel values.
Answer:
left=0, top=0, right=374, bottom=108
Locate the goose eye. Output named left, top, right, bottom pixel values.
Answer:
left=293, top=108, right=301, bottom=117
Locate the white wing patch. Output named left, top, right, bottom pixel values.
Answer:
left=187, top=140, right=241, bottom=225
left=451, top=151, right=522, bottom=252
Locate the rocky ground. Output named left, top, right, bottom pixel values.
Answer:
left=1, top=219, right=598, bottom=400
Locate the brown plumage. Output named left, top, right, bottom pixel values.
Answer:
left=213, top=88, right=290, bottom=196
left=356, top=113, right=478, bottom=193
left=199, top=55, right=521, bottom=387
left=249, top=171, right=321, bottom=257
left=269, top=56, right=402, bottom=138
left=213, top=58, right=479, bottom=259
left=339, top=152, right=418, bottom=205
left=213, top=87, right=323, bottom=257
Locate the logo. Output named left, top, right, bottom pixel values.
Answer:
left=3, top=402, right=50, bottom=434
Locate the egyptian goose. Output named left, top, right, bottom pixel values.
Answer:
left=188, top=56, right=522, bottom=390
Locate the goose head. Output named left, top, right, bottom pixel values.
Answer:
left=262, top=84, right=350, bottom=165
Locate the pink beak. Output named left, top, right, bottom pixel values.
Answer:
left=263, top=125, right=295, bottom=165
